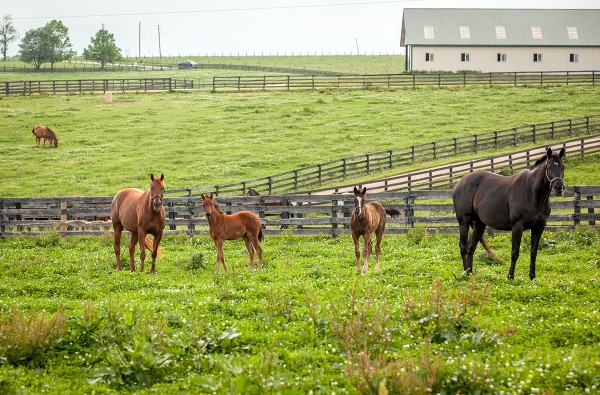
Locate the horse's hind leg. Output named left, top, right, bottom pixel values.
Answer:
left=128, top=233, right=139, bottom=272
left=467, top=221, right=486, bottom=275
left=458, top=221, right=470, bottom=272
left=508, top=224, right=524, bottom=280
left=113, top=223, right=123, bottom=270
left=243, top=236, right=255, bottom=269
left=374, top=229, right=384, bottom=273
left=250, top=233, right=263, bottom=271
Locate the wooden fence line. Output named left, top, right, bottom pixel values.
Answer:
left=4, top=71, right=599, bottom=96
left=311, top=135, right=600, bottom=194
left=168, top=115, right=600, bottom=196
left=212, top=70, right=599, bottom=92
left=1, top=187, right=598, bottom=238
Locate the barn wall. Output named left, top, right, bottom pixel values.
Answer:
left=409, top=46, right=600, bottom=72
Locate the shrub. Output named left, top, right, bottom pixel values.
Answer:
left=0, top=306, right=68, bottom=367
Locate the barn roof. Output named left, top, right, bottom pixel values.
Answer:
left=401, top=9, right=600, bottom=47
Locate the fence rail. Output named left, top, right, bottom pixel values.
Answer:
left=1, top=187, right=598, bottom=238
left=168, top=115, right=600, bottom=196
left=212, top=71, right=599, bottom=92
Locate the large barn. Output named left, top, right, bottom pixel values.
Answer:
left=401, top=8, right=600, bottom=73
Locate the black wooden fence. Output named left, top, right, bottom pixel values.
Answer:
left=167, top=115, right=600, bottom=196
left=1, top=187, right=597, bottom=238
left=212, top=71, right=599, bottom=92
left=2, top=78, right=195, bottom=95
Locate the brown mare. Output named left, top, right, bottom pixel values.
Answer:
left=110, top=174, right=166, bottom=274
left=32, top=125, right=58, bottom=147
left=201, top=193, right=263, bottom=274
left=350, top=186, right=401, bottom=275
left=453, top=147, right=565, bottom=280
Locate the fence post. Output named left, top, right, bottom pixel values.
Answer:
left=405, top=195, right=415, bottom=228
left=60, top=201, right=68, bottom=237
left=588, top=195, right=596, bottom=225
left=268, top=177, right=273, bottom=194
left=532, top=125, right=536, bottom=144
left=168, top=201, right=176, bottom=230
left=388, top=150, right=393, bottom=168
left=366, top=154, right=370, bottom=172
left=574, top=187, right=581, bottom=226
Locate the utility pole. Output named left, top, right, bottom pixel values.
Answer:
left=355, top=38, right=360, bottom=55
left=158, top=25, right=163, bottom=70
left=138, top=22, right=141, bottom=60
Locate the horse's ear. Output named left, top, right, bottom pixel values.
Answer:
left=151, top=173, right=155, bottom=181
left=160, top=173, right=164, bottom=181
left=546, top=147, right=553, bottom=158
left=201, top=193, right=205, bottom=199
left=209, top=193, right=213, bottom=199
left=353, top=186, right=358, bottom=194
left=362, top=187, right=367, bottom=195
left=559, top=147, right=565, bottom=158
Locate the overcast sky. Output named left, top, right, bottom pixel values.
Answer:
left=5, top=0, right=599, bottom=58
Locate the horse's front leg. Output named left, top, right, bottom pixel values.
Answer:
left=362, top=232, right=372, bottom=275
left=529, top=222, right=546, bottom=281
left=214, top=238, right=228, bottom=274
left=137, top=229, right=147, bottom=272
left=128, top=232, right=139, bottom=272
left=508, top=224, right=524, bottom=280
left=150, top=232, right=162, bottom=274
left=352, top=232, right=361, bottom=274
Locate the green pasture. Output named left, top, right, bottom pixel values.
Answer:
left=0, top=227, right=598, bottom=394
left=1, top=85, right=599, bottom=197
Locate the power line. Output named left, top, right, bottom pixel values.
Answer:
left=12, top=0, right=421, bottom=20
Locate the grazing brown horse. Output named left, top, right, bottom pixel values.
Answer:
left=110, top=174, right=166, bottom=274
left=453, top=147, right=565, bottom=280
left=350, top=186, right=400, bottom=275
left=32, top=125, right=59, bottom=147
left=201, top=193, right=263, bottom=274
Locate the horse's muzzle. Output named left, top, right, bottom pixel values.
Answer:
left=552, top=180, right=564, bottom=196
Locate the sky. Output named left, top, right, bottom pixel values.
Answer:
left=4, top=0, right=599, bottom=58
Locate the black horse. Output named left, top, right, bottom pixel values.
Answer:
left=452, top=147, right=565, bottom=280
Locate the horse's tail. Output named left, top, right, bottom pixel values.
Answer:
left=385, top=208, right=403, bottom=218
left=144, top=237, right=164, bottom=259
left=480, top=235, right=501, bottom=262
left=258, top=228, right=264, bottom=242
left=32, top=127, right=36, bottom=135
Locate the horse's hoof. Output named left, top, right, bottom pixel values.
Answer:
left=507, top=275, right=514, bottom=280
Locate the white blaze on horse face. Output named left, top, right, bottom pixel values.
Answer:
left=355, top=196, right=364, bottom=218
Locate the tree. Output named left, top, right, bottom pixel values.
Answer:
left=44, top=20, right=75, bottom=67
left=0, top=14, right=19, bottom=61
left=83, top=29, right=122, bottom=68
left=18, top=20, right=74, bottom=69
left=18, top=27, right=48, bottom=69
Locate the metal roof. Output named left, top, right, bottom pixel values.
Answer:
left=401, top=9, right=600, bottom=46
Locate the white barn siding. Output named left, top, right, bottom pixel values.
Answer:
left=410, top=46, right=600, bottom=72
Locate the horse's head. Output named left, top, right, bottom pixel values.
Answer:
left=149, top=173, right=165, bottom=212
left=353, top=186, right=367, bottom=219
left=52, top=136, right=58, bottom=147
left=544, top=147, right=565, bottom=196
left=201, top=193, right=215, bottom=218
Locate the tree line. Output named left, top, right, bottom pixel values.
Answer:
left=0, top=14, right=122, bottom=69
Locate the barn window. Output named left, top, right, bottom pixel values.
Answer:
left=533, top=53, right=543, bottom=62
left=567, top=27, right=579, bottom=40
left=570, top=53, right=579, bottom=63
left=495, top=26, right=506, bottom=39
left=531, top=26, right=542, bottom=39
left=497, top=53, right=507, bottom=62
left=425, top=52, right=435, bottom=62
left=424, top=26, right=434, bottom=39
left=460, top=26, right=470, bottom=39
left=461, top=53, right=470, bottom=62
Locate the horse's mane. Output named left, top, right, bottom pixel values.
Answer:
left=213, top=200, right=225, bottom=214
left=530, top=154, right=548, bottom=170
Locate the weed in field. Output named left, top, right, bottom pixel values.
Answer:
left=0, top=306, right=68, bottom=367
